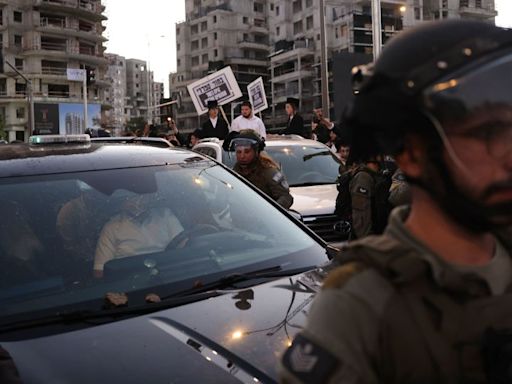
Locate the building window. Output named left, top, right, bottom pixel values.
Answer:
left=213, top=15, right=217, bottom=23
left=14, top=35, right=22, bottom=47
left=293, top=0, right=302, bottom=13
left=191, top=40, right=199, bottom=50
left=276, top=5, right=280, bottom=16
left=13, top=11, right=22, bottom=23
left=214, top=32, right=218, bottom=40
left=16, top=107, right=25, bottom=119
left=191, top=56, right=199, bottom=66
left=254, top=2, right=264, bottom=12
left=136, top=83, right=139, bottom=88
left=177, top=43, right=181, bottom=51
left=201, top=37, right=208, bottom=48
left=15, top=58, right=23, bottom=70
left=317, top=34, right=320, bottom=40
left=214, top=49, right=218, bottom=57
left=306, top=0, right=313, bottom=7
left=0, top=10, right=3, bottom=26
left=176, top=27, right=180, bottom=35
left=293, top=20, right=303, bottom=35
left=306, top=15, right=313, bottom=30
left=202, top=53, right=208, bottom=64
left=16, top=131, right=24, bottom=142
left=201, top=21, right=207, bottom=32
left=270, top=3, right=274, bottom=11
left=191, top=24, right=198, bottom=35
left=243, top=16, right=248, bottom=24
left=276, top=26, right=280, bottom=36
left=414, top=7, right=421, bottom=19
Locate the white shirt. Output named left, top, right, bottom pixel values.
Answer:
left=209, top=116, right=218, bottom=128
left=230, top=114, right=267, bottom=139
left=94, top=208, right=183, bottom=271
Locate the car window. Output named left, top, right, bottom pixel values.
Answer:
left=0, top=162, right=325, bottom=321
left=265, top=145, right=341, bottom=187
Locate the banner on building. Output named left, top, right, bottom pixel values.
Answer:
left=187, top=66, right=242, bottom=115
left=247, top=77, right=268, bottom=114
left=66, top=68, right=86, bottom=82
left=34, top=103, right=101, bottom=135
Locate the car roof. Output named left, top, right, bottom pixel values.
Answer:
left=90, top=137, right=173, bottom=148
left=195, top=135, right=328, bottom=149
left=0, top=143, right=210, bottom=178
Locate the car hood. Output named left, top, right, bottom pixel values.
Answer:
left=2, top=272, right=325, bottom=384
left=290, top=184, right=338, bottom=216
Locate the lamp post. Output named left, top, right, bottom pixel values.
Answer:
left=372, top=0, right=382, bottom=59
left=319, top=0, right=330, bottom=119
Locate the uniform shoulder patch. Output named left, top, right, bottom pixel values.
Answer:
left=322, top=262, right=366, bottom=290
left=282, top=333, right=338, bottom=384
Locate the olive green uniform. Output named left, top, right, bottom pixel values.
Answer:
left=349, top=167, right=377, bottom=238
left=281, top=207, right=512, bottom=384
left=388, top=169, right=411, bottom=207
left=234, top=161, right=293, bottom=209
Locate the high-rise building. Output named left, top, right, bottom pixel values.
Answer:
left=104, top=53, right=126, bottom=135
left=268, top=0, right=496, bottom=128
left=65, top=112, right=83, bottom=134
left=0, top=0, right=109, bottom=142
left=169, top=0, right=270, bottom=133
left=125, top=58, right=157, bottom=124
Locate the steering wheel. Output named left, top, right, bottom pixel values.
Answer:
left=166, top=224, right=220, bottom=250
left=296, top=171, right=325, bottom=183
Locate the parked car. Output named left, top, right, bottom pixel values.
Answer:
left=0, top=134, right=334, bottom=384
left=193, top=135, right=344, bottom=242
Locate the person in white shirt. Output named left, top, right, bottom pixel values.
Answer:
left=230, top=101, right=267, bottom=139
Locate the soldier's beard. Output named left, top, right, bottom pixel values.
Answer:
left=412, top=158, right=512, bottom=233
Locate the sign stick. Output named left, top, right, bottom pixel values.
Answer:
left=219, top=105, right=231, bottom=129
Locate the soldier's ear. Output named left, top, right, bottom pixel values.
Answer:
left=395, top=135, right=426, bottom=179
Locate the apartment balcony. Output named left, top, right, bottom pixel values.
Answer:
left=238, top=39, right=270, bottom=51
left=40, top=66, right=67, bottom=76
left=228, top=56, right=268, bottom=67
left=270, top=47, right=315, bottom=65
left=35, top=0, right=107, bottom=22
left=38, top=18, right=107, bottom=42
left=272, top=67, right=315, bottom=84
left=250, top=20, right=268, bottom=34
left=459, top=1, right=497, bottom=18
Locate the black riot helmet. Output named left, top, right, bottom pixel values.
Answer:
left=343, top=20, right=512, bottom=232
left=229, top=129, right=265, bottom=153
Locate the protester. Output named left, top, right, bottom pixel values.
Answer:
left=230, top=101, right=267, bottom=139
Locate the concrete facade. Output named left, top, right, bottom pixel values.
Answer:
left=103, top=52, right=125, bottom=135
left=0, top=0, right=108, bottom=142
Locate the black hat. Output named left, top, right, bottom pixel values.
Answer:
left=286, top=97, right=299, bottom=107
left=207, top=100, right=219, bottom=109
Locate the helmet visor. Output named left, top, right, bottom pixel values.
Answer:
left=230, top=138, right=259, bottom=152
left=423, top=50, right=512, bottom=159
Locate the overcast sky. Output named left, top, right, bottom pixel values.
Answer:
left=104, top=0, right=512, bottom=97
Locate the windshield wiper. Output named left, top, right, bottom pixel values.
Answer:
left=0, top=290, right=219, bottom=334
left=290, top=181, right=335, bottom=187
left=0, top=265, right=318, bottom=333
left=161, top=264, right=317, bottom=300
left=303, top=151, right=332, bottom=161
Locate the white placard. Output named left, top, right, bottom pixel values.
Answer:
left=67, top=68, right=86, bottom=82
left=247, top=77, right=268, bottom=114
left=187, top=66, right=242, bottom=115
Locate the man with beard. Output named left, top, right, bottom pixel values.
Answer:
left=230, top=101, right=267, bottom=139
left=281, top=20, right=512, bottom=383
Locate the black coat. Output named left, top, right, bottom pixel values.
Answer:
left=198, top=117, right=229, bottom=140
left=281, top=114, right=308, bottom=138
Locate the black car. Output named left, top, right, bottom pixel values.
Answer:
left=0, top=135, right=332, bottom=383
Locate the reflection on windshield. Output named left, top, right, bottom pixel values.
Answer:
left=265, top=146, right=340, bottom=187
left=0, top=164, right=325, bottom=321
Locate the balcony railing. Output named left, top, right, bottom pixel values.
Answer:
left=41, top=66, right=67, bottom=75
left=37, top=0, right=102, bottom=14
left=47, top=90, right=70, bottom=97
left=40, top=17, right=67, bottom=28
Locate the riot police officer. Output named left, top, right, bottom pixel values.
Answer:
left=231, top=130, right=293, bottom=209
left=281, top=20, right=512, bottom=384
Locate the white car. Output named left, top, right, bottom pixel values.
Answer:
left=193, top=135, right=344, bottom=242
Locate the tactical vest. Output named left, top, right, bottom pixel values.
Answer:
left=336, top=232, right=512, bottom=384
left=335, top=166, right=392, bottom=236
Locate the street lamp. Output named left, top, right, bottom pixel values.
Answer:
left=372, top=0, right=383, bottom=59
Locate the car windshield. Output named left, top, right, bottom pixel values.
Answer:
left=223, top=145, right=340, bottom=187
left=0, top=161, right=326, bottom=322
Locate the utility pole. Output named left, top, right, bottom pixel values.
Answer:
left=83, top=73, right=88, bottom=133
left=372, top=0, right=382, bottom=59
left=319, top=0, right=330, bottom=119
left=5, top=61, right=35, bottom=136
